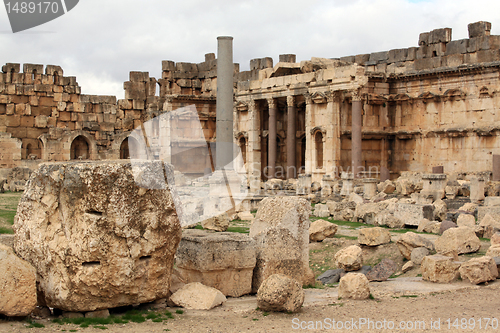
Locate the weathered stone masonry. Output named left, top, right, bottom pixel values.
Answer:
left=2, top=21, right=500, bottom=188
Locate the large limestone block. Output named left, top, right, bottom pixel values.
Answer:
left=353, top=202, right=389, bottom=225
left=486, top=245, right=500, bottom=257
left=309, top=220, right=337, bottom=242
left=421, top=255, right=461, bottom=283
left=459, top=256, right=498, bottom=285
left=250, top=196, right=313, bottom=292
left=435, top=226, right=481, bottom=255
left=396, top=232, right=435, bottom=260
left=175, top=229, right=256, bottom=297
left=456, top=214, right=476, bottom=228
left=477, top=207, right=500, bottom=222
left=411, top=247, right=430, bottom=265
left=338, top=273, right=370, bottom=300
left=0, top=244, right=37, bottom=317
left=375, top=212, right=404, bottom=229
left=491, top=233, right=500, bottom=246
left=394, top=203, right=434, bottom=226
left=13, top=161, right=182, bottom=312
left=256, top=274, right=304, bottom=313
left=417, top=219, right=441, bottom=234
left=170, top=282, right=226, bottom=310
left=334, top=245, right=363, bottom=271
left=313, top=203, right=330, bottom=218
left=479, top=214, right=500, bottom=239
left=358, top=227, right=391, bottom=246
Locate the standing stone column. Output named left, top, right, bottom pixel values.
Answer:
left=216, top=36, right=234, bottom=170
left=268, top=98, right=277, bottom=179
left=248, top=99, right=261, bottom=193
left=351, top=91, right=363, bottom=178
left=287, top=96, right=297, bottom=179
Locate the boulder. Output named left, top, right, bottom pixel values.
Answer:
left=338, top=273, right=370, bottom=300
left=358, top=227, right=391, bottom=246
left=375, top=212, right=404, bottom=229
left=458, top=202, right=478, bottom=214
left=0, top=244, right=37, bottom=317
left=421, top=255, right=461, bottom=283
left=256, top=274, right=305, bottom=313
left=494, top=257, right=500, bottom=277
left=479, top=214, right=500, bottom=239
left=491, top=233, right=500, bottom=246
left=456, top=214, right=476, bottom=228
left=486, top=245, right=500, bottom=257
left=417, top=219, right=441, bottom=234
left=365, top=259, right=397, bottom=281
left=249, top=196, right=313, bottom=292
left=378, top=180, right=396, bottom=194
left=175, top=229, right=257, bottom=297
left=13, top=161, right=182, bottom=312
left=459, top=256, right=498, bottom=285
left=433, top=199, right=448, bottom=222
left=348, top=193, right=364, bottom=204
left=411, top=247, right=430, bottom=265
left=170, top=282, right=226, bottom=310
left=201, top=213, right=230, bottom=232
left=309, top=220, right=337, bottom=242
left=334, top=245, right=363, bottom=271
left=484, top=197, right=500, bottom=206
left=477, top=207, right=500, bottom=223
left=402, top=261, right=415, bottom=273
left=317, top=269, right=345, bottom=285
left=396, top=232, right=435, bottom=260
left=440, top=220, right=458, bottom=234
left=353, top=202, right=388, bottom=225
left=394, top=203, right=434, bottom=227
left=435, top=226, right=481, bottom=255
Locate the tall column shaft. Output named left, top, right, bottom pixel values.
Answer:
left=216, top=36, right=234, bottom=169
left=351, top=94, right=363, bottom=178
left=268, top=98, right=277, bottom=179
left=287, top=96, right=297, bottom=179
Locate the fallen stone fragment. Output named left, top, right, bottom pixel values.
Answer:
left=366, top=259, right=397, bottom=282
left=257, top=274, right=304, bottom=313
left=170, top=282, right=226, bottom=310
left=338, top=273, right=370, bottom=300
left=459, top=256, right=498, bottom=285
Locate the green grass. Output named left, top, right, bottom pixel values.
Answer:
left=262, top=312, right=270, bottom=317
left=250, top=210, right=257, bottom=214
left=93, top=326, right=108, bottom=330
left=0, top=192, right=23, bottom=234
left=0, top=226, right=13, bottom=234
left=175, top=309, right=184, bottom=315
left=0, top=210, right=16, bottom=224
left=369, top=294, right=375, bottom=300
left=165, top=311, right=174, bottom=319
left=329, top=303, right=344, bottom=307
left=26, top=320, right=45, bottom=328
left=226, top=226, right=249, bottom=234
left=401, top=295, right=418, bottom=298
left=311, top=217, right=368, bottom=229
left=334, top=234, right=358, bottom=240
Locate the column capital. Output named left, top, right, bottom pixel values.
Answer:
left=303, top=93, right=313, bottom=105
left=248, top=99, right=256, bottom=111
left=325, top=91, right=341, bottom=103
left=287, top=95, right=295, bottom=107
left=267, top=98, right=276, bottom=109
left=352, top=89, right=363, bottom=102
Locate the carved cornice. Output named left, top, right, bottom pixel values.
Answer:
left=234, top=101, right=249, bottom=112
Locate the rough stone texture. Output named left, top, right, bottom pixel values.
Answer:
left=353, top=202, right=388, bottom=225
left=486, top=245, right=500, bottom=257
left=378, top=180, right=396, bottom=194
left=411, top=247, right=430, bottom=265
left=440, top=220, right=458, bottom=234
left=494, top=257, right=500, bottom=277
left=479, top=213, right=500, bottom=239
left=435, top=226, right=481, bottom=255
left=313, top=203, right=330, bottom=218
left=402, top=261, right=415, bottom=273
left=417, top=219, right=441, bottom=234
left=334, top=245, right=363, bottom=271
left=249, top=196, right=313, bottom=292
left=492, top=233, right=500, bottom=246
left=175, top=229, right=257, bottom=297
left=433, top=199, right=448, bottom=222
left=459, top=203, right=478, bottom=214
left=358, top=227, right=391, bottom=246
left=170, top=282, right=226, bottom=310
left=396, top=232, right=435, bottom=260
left=338, top=273, right=370, bottom=300
left=13, top=161, right=181, bottom=312
left=456, top=214, right=476, bottom=228
left=201, top=213, right=230, bottom=232
left=256, top=274, right=305, bottom=313
left=365, top=258, right=397, bottom=281
left=375, top=212, right=404, bottom=228
left=85, top=309, right=110, bottom=318
left=394, top=203, right=434, bottom=226
left=309, top=220, right=337, bottom=242
left=238, top=211, right=255, bottom=221
left=421, top=255, right=461, bottom=283
left=459, top=256, right=498, bottom=284
left=477, top=207, right=500, bottom=223
left=316, top=269, right=345, bottom=285
left=0, top=243, right=37, bottom=317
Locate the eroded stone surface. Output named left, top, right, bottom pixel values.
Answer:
left=309, top=220, right=337, bottom=242
left=459, top=256, right=498, bottom=285
left=435, top=226, right=481, bottom=255
left=170, top=282, right=226, bottom=310
left=256, top=274, right=304, bottom=313
left=338, top=273, right=370, bottom=300
left=421, top=255, right=461, bottom=283
left=396, top=232, right=435, bottom=260
left=14, top=161, right=182, bottom=312
left=334, top=245, right=363, bottom=271
left=358, top=227, right=391, bottom=246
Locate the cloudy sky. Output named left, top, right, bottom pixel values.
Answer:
left=1, top=0, right=499, bottom=99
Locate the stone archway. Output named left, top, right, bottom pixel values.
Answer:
left=120, top=137, right=140, bottom=159
left=70, top=136, right=89, bottom=160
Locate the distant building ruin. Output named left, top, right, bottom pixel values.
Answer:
left=1, top=21, right=500, bottom=190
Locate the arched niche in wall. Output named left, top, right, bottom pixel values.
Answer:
left=70, top=135, right=90, bottom=160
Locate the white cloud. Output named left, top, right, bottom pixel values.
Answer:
left=1, top=0, right=500, bottom=98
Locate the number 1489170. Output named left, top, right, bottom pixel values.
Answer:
left=5, top=2, right=60, bottom=14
